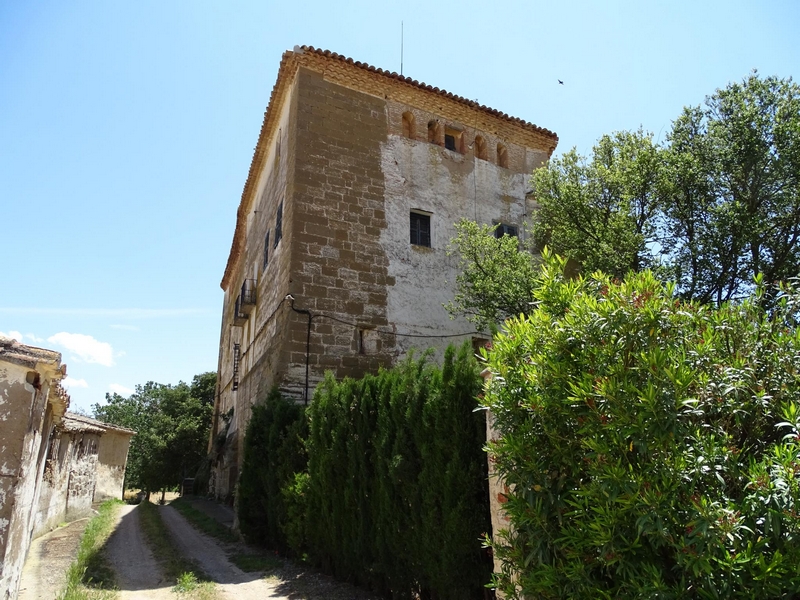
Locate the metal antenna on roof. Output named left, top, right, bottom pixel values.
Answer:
left=401, top=21, right=404, bottom=76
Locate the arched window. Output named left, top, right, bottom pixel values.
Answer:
left=497, top=143, right=509, bottom=168
left=428, top=120, right=442, bottom=145
left=402, top=112, right=415, bottom=139
left=474, top=135, right=487, bottom=160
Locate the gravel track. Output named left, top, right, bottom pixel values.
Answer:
left=20, top=501, right=381, bottom=600
left=105, top=504, right=173, bottom=600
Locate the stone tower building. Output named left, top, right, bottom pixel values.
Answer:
left=210, top=46, right=558, bottom=500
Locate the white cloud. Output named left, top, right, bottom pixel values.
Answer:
left=0, top=330, right=23, bottom=342
left=47, top=332, right=115, bottom=367
left=108, top=383, right=134, bottom=396
left=110, top=324, right=140, bottom=331
left=62, top=377, right=89, bottom=389
left=25, top=333, right=44, bottom=343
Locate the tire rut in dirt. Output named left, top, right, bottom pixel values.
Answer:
left=105, top=504, right=170, bottom=593
left=157, top=504, right=248, bottom=585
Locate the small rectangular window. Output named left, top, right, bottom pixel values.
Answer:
left=494, top=223, right=518, bottom=239
left=263, top=230, right=270, bottom=269
left=410, top=212, right=431, bottom=247
left=444, top=127, right=463, bottom=153
left=274, top=201, right=283, bottom=248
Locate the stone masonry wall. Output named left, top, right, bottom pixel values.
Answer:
left=287, top=68, right=393, bottom=389
left=65, top=433, right=100, bottom=520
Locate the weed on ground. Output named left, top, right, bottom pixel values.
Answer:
left=137, top=500, right=217, bottom=599
left=60, top=499, right=121, bottom=600
left=169, top=498, right=238, bottom=543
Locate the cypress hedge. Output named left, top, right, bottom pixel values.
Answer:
left=238, top=343, right=492, bottom=599
left=238, top=387, right=308, bottom=550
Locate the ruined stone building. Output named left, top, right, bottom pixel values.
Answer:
left=210, top=46, right=558, bottom=500
left=33, top=413, right=134, bottom=538
left=0, top=337, right=134, bottom=599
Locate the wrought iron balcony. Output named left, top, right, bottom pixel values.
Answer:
left=239, top=279, right=256, bottom=312
left=233, top=294, right=248, bottom=326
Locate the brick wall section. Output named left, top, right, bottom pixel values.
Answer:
left=288, top=68, right=393, bottom=386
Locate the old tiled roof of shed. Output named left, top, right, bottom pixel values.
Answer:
left=0, top=335, right=62, bottom=370
left=64, top=412, right=136, bottom=436
left=220, top=46, right=559, bottom=291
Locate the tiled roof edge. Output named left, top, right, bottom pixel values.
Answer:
left=220, top=46, right=558, bottom=291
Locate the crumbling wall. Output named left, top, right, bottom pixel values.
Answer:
left=32, top=432, right=71, bottom=538
left=94, top=428, right=133, bottom=502
left=0, top=338, right=66, bottom=600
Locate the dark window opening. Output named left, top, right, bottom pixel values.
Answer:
left=263, top=230, right=270, bottom=269
left=274, top=201, right=283, bottom=248
left=444, top=127, right=463, bottom=153
left=494, top=223, right=518, bottom=238
left=358, top=330, right=365, bottom=354
left=410, top=212, right=431, bottom=247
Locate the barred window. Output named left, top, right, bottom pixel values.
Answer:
left=410, top=212, right=431, bottom=247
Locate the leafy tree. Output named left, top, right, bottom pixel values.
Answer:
left=484, top=254, right=800, bottom=598
left=446, top=219, right=541, bottom=330
left=531, top=129, right=663, bottom=278
left=93, top=373, right=215, bottom=496
left=526, top=72, right=800, bottom=305
left=662, top=72, right=800, bottom=304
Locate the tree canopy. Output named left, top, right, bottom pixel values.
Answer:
left=529, top=72, right=800, bottom=305
left=93, top=372, right=215, bottom=494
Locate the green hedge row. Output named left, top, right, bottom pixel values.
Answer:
left=238, top=387, right=307, bottom=551
left=484, top=256, right=800, bottom=598
left=238, top=343, right=492, bottom=599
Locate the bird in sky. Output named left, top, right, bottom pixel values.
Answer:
left=558, top=79, right=564, bottom=85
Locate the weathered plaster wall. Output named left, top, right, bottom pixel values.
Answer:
left=32, top=433, right=71, bottom=538
left=65, top=433, right=100, bottom=520
left=0, top=339, right=65, bottom=600
left=94, top=429, right=133, bottom=502
left=380, top=99, right=545, bottom=357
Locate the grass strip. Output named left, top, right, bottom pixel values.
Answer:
left=169, top=498, right=238, bottom=543
left=136, top=500, right=217, bottom=599
left=228, top=552, right=281, bottom=573
left=61, top=499, right=121, bottom=600
left=170, top=497, right=279, bottom=573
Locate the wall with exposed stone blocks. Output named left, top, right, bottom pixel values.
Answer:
left=211, top=51, right=556, bottom=505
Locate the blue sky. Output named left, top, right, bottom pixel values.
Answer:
left=2, top=0, right=798, bottom=413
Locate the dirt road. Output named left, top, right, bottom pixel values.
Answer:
left=105, top=504, right=173, bottom=600
left=20, top=501, right=380, bottom=600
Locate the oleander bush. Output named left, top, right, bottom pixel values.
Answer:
left=484, top=255, right=800, bottom=598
